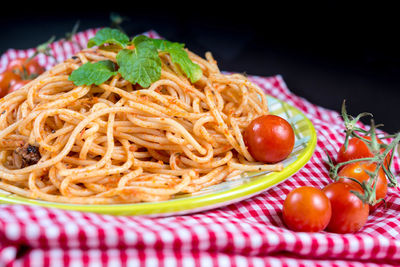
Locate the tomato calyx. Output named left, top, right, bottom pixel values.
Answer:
left=65, top=21, right=80, bottom=41
left=61, top=21, right=85, bottom=50
left=325, top=101, right=400, bottom=206
left=29, top=36, right=56, bottom=62
left=110, top=12, right=129, bottom=34
left=341, top=100, right=373, bottom=151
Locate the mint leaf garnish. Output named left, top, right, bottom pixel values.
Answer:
left=116, top=39, right=161, bottom=88
left=132, top=35, right=152, bottom=46
left=136, top=36, right=202, bottom=83
left=165, top=44, right=202, bottom=83
left=71, top=30, right=203, bottom=87
left=69, top=60, right=117, bottom=86
left=87, top=28, right=130, bottom=48
left=152, top=39, right=185, bottom=51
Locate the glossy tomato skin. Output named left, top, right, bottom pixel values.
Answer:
left=323, top=182, right=369, bottom=233
left=8, top=80, right=30, bottom=94
left=7, top=58, right=45, bottom=77
left=244, top=115, right=295, bottom=163
left=338, top=162, right=387, bottom=202
left=0, top=71, right=21, bottom=98
left=283, top=186, right=331, bottom=232
left=337, top=137, right=390, bottom=167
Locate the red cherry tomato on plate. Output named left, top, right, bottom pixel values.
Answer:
left=323, top=182, right=369, bottom=233
left=282, top=186, right=332, bottom=232
left=244, top=115, right=295, bottom=163
left=0, top=71, right=21, bottom=98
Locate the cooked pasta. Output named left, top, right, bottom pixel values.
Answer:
left=0, top=46, right=283, bottom=204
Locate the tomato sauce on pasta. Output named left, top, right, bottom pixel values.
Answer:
left=0, top=47, right=283, bottom=204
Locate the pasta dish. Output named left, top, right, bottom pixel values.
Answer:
left=0, top=30, right=286, bottom=204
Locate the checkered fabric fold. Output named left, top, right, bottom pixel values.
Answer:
left=0, top=29, right=399, bottom=267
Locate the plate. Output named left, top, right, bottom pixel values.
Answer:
left=0, top=95, right=317, bottom=216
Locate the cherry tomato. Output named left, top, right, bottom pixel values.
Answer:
left=323, top=182, right=369, bottom=233
left=7, top=57, right=45, bottom=77
left=282, top=186, right=331, bottom=232
left=0, top=71, right=21, bottom=98
left=8, top=80, right=30, bottom=94
left=244, top=115, right=295, bottom=163
left=337, top=137, right=390, bottom=168
left=338, top=161, right=387, bottom=212
left=338, top=162, right=387, bottom=201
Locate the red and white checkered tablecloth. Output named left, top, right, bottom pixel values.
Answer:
left=1, top=29, right=400, bottom=267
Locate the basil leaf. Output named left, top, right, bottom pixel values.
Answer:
left=116, top=40, right=161, bottom=88
left=69, top=60, right=117, bottom=86
left=87, top=28, right=130, bottom=48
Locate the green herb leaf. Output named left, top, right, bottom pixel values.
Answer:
left=69, top=60, right=117, bottom=86
left=151, top=39, right=185, bottom=51
left=132, top=35, right=152, bottom=46
left=116, top=40, right=161, bottom=88
left=83, top=33, right=202, bottom=88
left=166, top=45, right=202, bottom=83
left=134, top=36, right=202, bottom=83
left=87, top=28, right=130, bottom=48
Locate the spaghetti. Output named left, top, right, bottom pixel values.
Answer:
left=0, top=47, right=283, bottom=204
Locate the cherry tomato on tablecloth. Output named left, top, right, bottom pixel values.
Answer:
left=323, top=181, right=369, bottom=233
left=338, top=161, right=387, bottom=212
left=8, top=80, right=30, bottom=94
left=0, top=71, right=21, bottom=98
left=337, top=136, right=390, bottom=168
left=0, top=57, right=45, bottom=98
left=338, top=162, right=387, bottom=202
left=282, top=186, right=332, bottom=232
left=244, top=115, right=295, bottom=163
left=6, top=57, right=45, bottom=77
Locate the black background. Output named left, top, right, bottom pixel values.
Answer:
left=1, top=3, right=399, bottom=133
